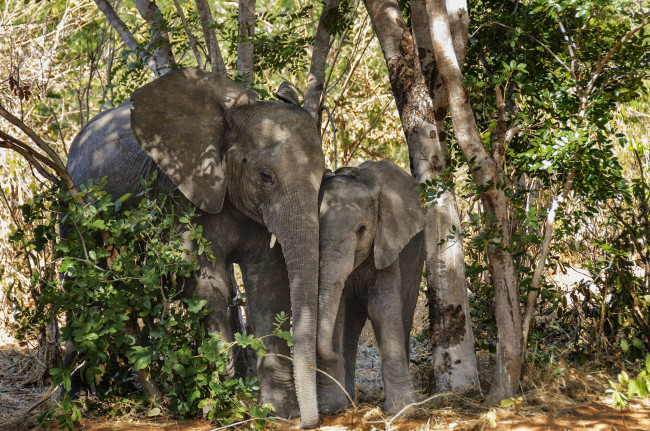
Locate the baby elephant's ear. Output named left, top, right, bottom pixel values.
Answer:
left=275, top=81, right=303, bottom=106
left=358, top=160, right=425, bottom=270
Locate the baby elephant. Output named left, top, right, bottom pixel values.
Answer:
left=317, top=160, right=425, bottom=414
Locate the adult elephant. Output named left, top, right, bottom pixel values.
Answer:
left=67, top=68, right=324, bottom=428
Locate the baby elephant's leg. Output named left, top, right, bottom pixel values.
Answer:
left=368, top=262, right=418, bottom=413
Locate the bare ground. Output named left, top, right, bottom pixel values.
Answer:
left=1, top=293, right=649, bottom=430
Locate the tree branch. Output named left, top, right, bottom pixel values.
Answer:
left=304, top=0, right=342, bottom=119
left=132, top=0, right=174, bottom=75
left=492, top=86, right=507, bottom=180
left=0, top=103, right=65, bottom=169
left=172, top=0, right=204, bottom=68
left=579, top=15, right=650, bottom=119
left=522, top=168, right=575, bottom=341
left=194, top=0, right=227, bottom=75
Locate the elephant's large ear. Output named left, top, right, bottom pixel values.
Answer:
left=358, top=160, right=425, bottom=270
left=130, top=68, right=257, bottom=214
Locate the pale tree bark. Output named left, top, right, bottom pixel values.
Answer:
left=237, top=0, right=256, bottom=87
left=427, top=0, right=523, bottom=400
left=304, top=0, right=342, bottom=120
left=364, top=0, right=479, bottom=393
left=132, top=0, right=175, bottom=75
left=194, top=0, right=227, bottom=75
left=410, top=0, right=479, bottom=393
left=522, top=169, right=574, bottom=342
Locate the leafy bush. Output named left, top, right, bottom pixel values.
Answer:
left=11, top=175, right=279, bottom=430
left=607, top=354, right=650, bottom=408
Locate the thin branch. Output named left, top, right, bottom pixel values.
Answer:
left=487, top=21, right=572, bottom=73
left=172, top=0, right=204, bottom=68
left=0, top=143, right=59, bottom=186
left=0, top=131, right=61, bottom=174
left=557, top=18, right=578, bottom=79
left=522, top=168, right=575, bottom=341
left=492, top=86, right=507, bottom=180
left=0, top=103, right=65, bottom=168
left=579, top=15, right=650, bottom=118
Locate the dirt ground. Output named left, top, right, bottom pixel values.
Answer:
left=1, top=294, right=650, bottom=430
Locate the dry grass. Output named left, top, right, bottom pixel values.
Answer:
left=1, top=290, right=649, bottom=430
left=0, top=329, right=53, bottom=428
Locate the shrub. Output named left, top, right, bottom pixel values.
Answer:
left=11, top=175, right=279, bottom=430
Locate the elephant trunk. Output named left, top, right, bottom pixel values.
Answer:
left=270, top=194, right=320, bottom=429
left=317, top=247, right=355, bottom=363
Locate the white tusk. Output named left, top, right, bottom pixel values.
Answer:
left=269, top=234, right=277, bottom=249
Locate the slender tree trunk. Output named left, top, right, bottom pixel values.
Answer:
left=364, top=0, right=479, bottom=393
left=237, top=0, right=256, bottom=87
left=195, top=0, right=227, bottom=75
left=304, top=0, right=342, bottom=120
left=427, top=0, right=523, bottom=400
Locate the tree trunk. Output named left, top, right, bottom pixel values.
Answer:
left=237, top=0, right=256, bottom=87
left=427, top=0, right=523, bottom=400
left=195, top=0, right=227, bottom=75
left=364, top=0, right=479, bottom=393
left=411, top=0, right=479, bottom=393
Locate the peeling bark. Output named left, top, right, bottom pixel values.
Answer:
left=427, top=0, right=523, bottom=400
left=365, top=0, right=479, bottom=393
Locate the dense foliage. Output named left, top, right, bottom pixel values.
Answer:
left=10, top=176, right=280, bottom=430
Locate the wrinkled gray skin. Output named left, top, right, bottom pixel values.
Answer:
left=67, top=68, right=324, bottom=428
left=316, top=160, right=425, bottom=414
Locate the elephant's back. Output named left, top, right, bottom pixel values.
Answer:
left=67, top=102, right=172, bottom=200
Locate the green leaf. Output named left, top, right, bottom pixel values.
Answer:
left=128, top=346, right=154, bottom=371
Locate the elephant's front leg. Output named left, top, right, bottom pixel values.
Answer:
left=185, top=255, right=239, bottom=379
left=317, top=286, right=359, bottom=414
left=368, top=261, right=418, bottom=413
left=239, top=243, right=299, bottom=418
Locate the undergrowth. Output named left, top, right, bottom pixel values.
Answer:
left=10, top=175, right=287, bottom=430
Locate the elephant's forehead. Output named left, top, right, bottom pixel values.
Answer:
left=320, top=180, right=372, bottom=219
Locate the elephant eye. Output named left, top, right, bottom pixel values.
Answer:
left=260, top=170, right=274, bottom=187
left=356, top=224, right=367, bottom=235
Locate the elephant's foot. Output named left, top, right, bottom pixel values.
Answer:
left=261, top=387, right=299, bottom=418
left=383, top=389, right=418, bottom=414
left=318, top=384, right=351, bottom=414
left=257, top=354, right=299, bottom=418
